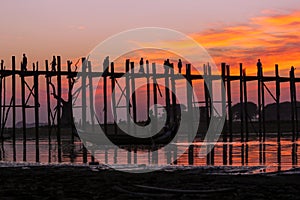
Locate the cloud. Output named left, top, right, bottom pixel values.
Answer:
left=189, top=10, right=300, bottom=76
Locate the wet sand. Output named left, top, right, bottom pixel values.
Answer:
left=0, top=166, right=300, bottom=200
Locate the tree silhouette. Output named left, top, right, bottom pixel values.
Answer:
left=231, top=102, right=257, bottom=121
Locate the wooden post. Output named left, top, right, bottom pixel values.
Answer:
left=152, top=63, right=158, bottom=164
left=130, top=62, right=137, bottom=126
left=170, top=64, right=177, bottom=164
left=243, top=70, right=249, bottom=142
left=125, top=59, right=131, bottom=135
left=240, top=64, right=245, bottom=165
left=257, top=63, right=262, bottom=141
left=111, top=62, right=118, bottom=135
left=125, top=60, right=132, bottom=164
left=21, top=58, right=27, bottom=162
left=34, top=63, right=40, bottom=162
left=68, top=61, right=74, bottom=143
left=261, top=68, right=266, bottom=142
left=0, top=61, right=2, bottom=141
left=88, top=61, right=95, bottom=130
left=186, top=64, right=194, bottom=165
left=57, top=56, right=62, bottom=163
left=103, top=61, right=108, bottom=135
left=275, top=64, right=281, bottom=143
left=164, top=62, right=171, bottom=127
left=221, top=63, right=227, bottom=165
left=239, top=64, right=244, bottom=142
left=131, top=62, right=137, bottom=163
left=0, top=71, right=5, bottom=143
left=88, top=61, right=96, bottom=164
left=146, top=61, right=150, bottom=120
left=290, top=67, right=296, bottom=142
left=226, top=65, right=233, bottom=165
left=208, top=64, right=214, bottom=165
left=45, top=60, right=52, bottom=163
left=81, top=57, right=88, bottom=163
left=204, top=64, right=210, bottom=165
left=12, top=56, right=16, bottom=161
left=67, top=61, right=74, bottom=163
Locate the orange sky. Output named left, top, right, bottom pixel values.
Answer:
left=191, top=10, right=300, bottom=77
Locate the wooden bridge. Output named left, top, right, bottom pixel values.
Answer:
left=0, top=56, right=299, bottom=166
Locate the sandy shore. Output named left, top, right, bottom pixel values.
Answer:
left=0, top=165, right=300, bottom=200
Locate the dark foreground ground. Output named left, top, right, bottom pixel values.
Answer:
left=0, top=165, right=300, bottom=200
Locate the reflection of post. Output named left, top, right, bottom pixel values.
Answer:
left=277, top=142, right=281, bottom=171
left=34, top=63, right=40, bottom=162
left=21, top=57, right=27, bottom=161
left=12, top=56, right=16, bottom=161
left=186, top=64, right=194, bottom=165
left=221, top=63, right=227, bottom=165
left=57, top=56, right=62, bottom=163
left=292, top=143, right=297, bottom=166
left=111, top=62, right=118, bottom=135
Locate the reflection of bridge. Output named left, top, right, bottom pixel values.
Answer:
left=0, top=56, right=299, bottom=166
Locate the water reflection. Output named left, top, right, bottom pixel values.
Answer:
left=0, top=135, right=299, bottom=173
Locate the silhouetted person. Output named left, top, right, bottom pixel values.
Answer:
left=0, top=60, right=4, bottom=70
left=257, top=59, right=262, bottom=77
left=139, top=57, right=144, bottom=73
left=51, top=56, right=56, bottom=72
left=290, top=66, right=295, bottom=78
left=178, top=59, right=182, bottom=73
left=164, top=59, right=170, bottom=74
left=103, top=56, right=109, bottom=76
left=22, top=53, right=27, bottom=71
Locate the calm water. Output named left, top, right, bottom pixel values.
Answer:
left=0, top=135, right=299, bottom=173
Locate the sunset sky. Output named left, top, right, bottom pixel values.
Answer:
left=1, top=1, right=300, bottom=124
